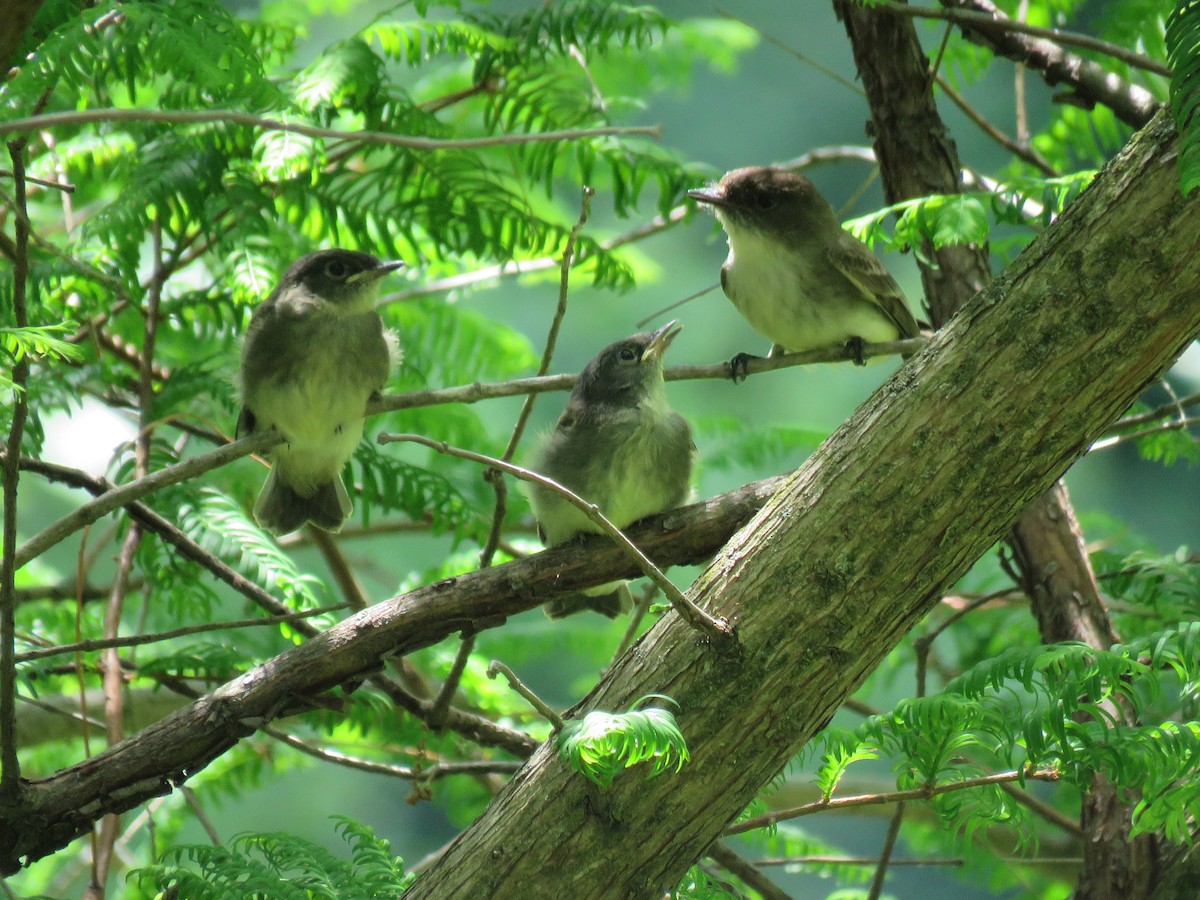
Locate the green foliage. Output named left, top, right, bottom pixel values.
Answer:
left=1134, top=424, right=1200, bottom=465
left=670, top=865, right=739, bottom=899
left=179, top=488, right=332, bottom=616
left=844, top=173, right=1095, bottom=261
left=129, top=817, right=415, bottom=898
left=801, top=630, right=1200, bottom=846
left=0, top=321, right=82, bottom=393
left=695, top=415, right=826, bottom=473
left=1168, top=0, right=1200, bottom=193
left=1103, top=546, right=1200, bottom=634
left=556, top=699, right=690, bottom=787
left=3, top=0, right=1194, bottom=896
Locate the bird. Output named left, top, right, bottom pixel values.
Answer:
left=687, top=166, right=920, bottom=369
left=526, top=321, right=694, bottom=619
left=238, top=248, right=403, bottom=536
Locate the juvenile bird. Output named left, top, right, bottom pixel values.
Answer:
left=527, top=322, right=694, bottom=619
left=688, top=166, right=919, bottom=367
left=239, top=249, right=403, bottom=535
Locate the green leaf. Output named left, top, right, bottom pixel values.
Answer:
left=556, top=702, right=690, bottom=787
left=1168, top=0, right=1200, bottom=194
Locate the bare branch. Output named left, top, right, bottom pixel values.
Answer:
left=725, top=770, right=1060, bottom=836
left=1, top=140, right=31, bottom=800
left=377, top=433, right=733, bottom=641
left=877, top=2, right=1171, bottom=77
left=368, top=338, right=925, bottom=415
left=0, top=108, right=662, bottom=150
left=10, top=430, right=278, bottom=568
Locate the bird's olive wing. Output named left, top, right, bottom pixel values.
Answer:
left=826, top=236, right=920, bottom=338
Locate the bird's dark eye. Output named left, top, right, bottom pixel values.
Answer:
left=754, top=192, right=777, bottom=210
left=324, top=260, right=349, bottom=279
left=618, top=347, right=638, bottom=363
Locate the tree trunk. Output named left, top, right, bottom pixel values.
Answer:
left=835, top=4, right=1163, bottom=894
left=405, top=110, right=1200, bottom=898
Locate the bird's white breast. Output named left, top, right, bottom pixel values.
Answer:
left=719, top=219, right=900, bottom=352
left=254, top=305, right=381, bottom=494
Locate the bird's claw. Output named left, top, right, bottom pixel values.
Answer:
left=844, top=336, right=867, bottom=366
left=728, top=352, right=759, bottom=383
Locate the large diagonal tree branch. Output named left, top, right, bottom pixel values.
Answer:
left=2, top=118, right=1195, bottom=885
left=836, top=4, right=1164, bottom=896
left=404, top=109, right=1199, bottom=897
left=0, top=474, right=782, bottom=873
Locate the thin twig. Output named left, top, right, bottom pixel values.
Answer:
left=1089, top=416, right=1200, bottom=452
left=486, top=660, right=564, bottom=731
left=1107, top=389, right=1200, bottom=430
left=706, top=841, right=791, bottom=900
left=635, top=283, right=719, bottom=329
left=718, top=8, right=865, bottom=96
left=0, top=108, right=663, bottom=149
left=875, top=2, right=1171, bottom=77
left=427, top=626, right=476, bottom=729
left=611, top=583, right=659, bottom=664
left=724, top=769, right=1060, bottom=835
left=0, top=140, right=31, bottom=800
left=308, top=529, right=371, bottom=613
left=757, top=854, right=1080, bottom=866
left=934, top=74, right=1058, bottom=177
left=378, top=433, right=733, bottom=641
left=180, top=786, right=221, bottom=846
left=0, top=169, right=75, bottom=192
left=10, top=429, right=279, bottom=568
left=264, top=725, right=523, bottom=781
left=15, top=605, right=348, bottom=662
left=868, top=801, right=906, bottom=900
left=1015, top=0, right=1031, bottom=145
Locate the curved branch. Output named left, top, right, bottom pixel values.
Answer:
left=0, top=473, right=783, bottom=873
left=928, top=0, right=1161, bottom=128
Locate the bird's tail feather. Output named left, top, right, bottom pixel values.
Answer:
left=253, top=469, right=351, bottom=536
left=544, top=582, right=632, bottom=620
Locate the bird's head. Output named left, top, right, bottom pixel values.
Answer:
left=279, top=249, right=405, bottom=311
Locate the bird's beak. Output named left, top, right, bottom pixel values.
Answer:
left=687, top=186, right=727, bottom=209
left=643, top=320, right=683, bottom=363
left=348, top=260, right=406, bottom=285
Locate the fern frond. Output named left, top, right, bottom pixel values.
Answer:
left=3, top=0, right=283, bottom=116
left=1168, top=0, right=1200, bottom=194
left=130, top=819, right=415, bottom=898
left=0, top=322, right=83, bottom=366
left=351, top=442, right=475, bottom=533
left=178, top=488, right=331, bottom=616
left=556, top=702, right=689, bottom=787
left=363, top=19, right=513, bottom=65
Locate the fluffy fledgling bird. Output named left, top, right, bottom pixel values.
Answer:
left=527, top=322, right=694, bottom=619
left=239, top=249, right=403, bottom=536
left=688, top=166, right=919, bottom=364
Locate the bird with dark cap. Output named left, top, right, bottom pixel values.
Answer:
left=239, top=248, right=403, bottom=535
left=688, top=166, right=920, bottom=366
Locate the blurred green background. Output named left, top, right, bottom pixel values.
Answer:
left=16, top=1, right=1195, bottom=897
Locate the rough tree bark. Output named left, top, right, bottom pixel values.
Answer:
left=0, top=474, right=782, bottom=873
left=835, top=4, right=1163, bottom=896
left=405, top=110, right=1200, bottom=898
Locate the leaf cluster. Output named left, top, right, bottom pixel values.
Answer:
left=556, top=701, right=690, bottom=787
left=129, top=817, right=414, bottom=899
